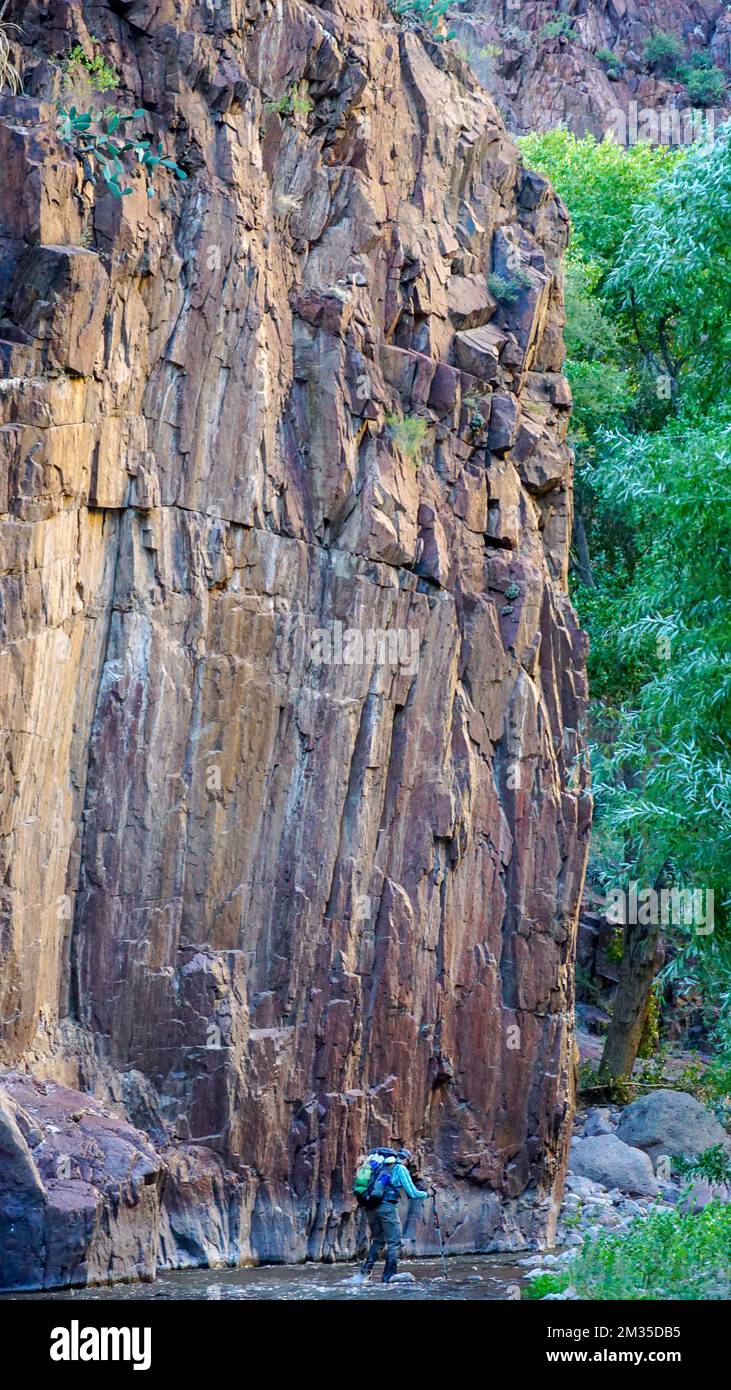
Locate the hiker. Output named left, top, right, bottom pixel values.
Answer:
left=353, top=1146, right=429, bottom=1283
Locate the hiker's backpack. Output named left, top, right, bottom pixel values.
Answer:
left=353, top=1150, right=397, bottom=1209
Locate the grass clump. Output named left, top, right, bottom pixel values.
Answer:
left=595, top=46, right=624, bottom=79
left=386, top=413, right=428, bottom=467
left=0, top=1, right=22, bottom=95
left=265, top=85, right=313, bottom=122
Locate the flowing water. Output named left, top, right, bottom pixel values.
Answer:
left=5, top=1254, right=529, bottom=1302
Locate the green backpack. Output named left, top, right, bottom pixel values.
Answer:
left=353, top=1151, right=396, bottom=1209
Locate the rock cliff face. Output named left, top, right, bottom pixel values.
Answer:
left=458, top=1, right=731, bottom=137
left=0, top=0, right=589, bottom=1289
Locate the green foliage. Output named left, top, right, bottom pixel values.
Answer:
left=587, top=409, right=731, bottom=928
left=389, top=1, right=454, bottom=38
left=637, top=984, right=662, bottom=1058
left=0, top=0, right=22, bottom=95
left=63, top=43, right=119, bottom=95
left=487, top=268, right=532, bottom=304
left=542, top=14, right=576, bottom=41
left=520, top=125, right=731, bottom=1039
left=675, top=1052, right=731, bottom=1131
left=577, top=1061, right=634, bottom=1105
left=525, top=1203, right=731, bottom=1299
left=56, top=105, right=187, bottom=199
left=683, top=64, right=726, bottom=107
left=265, top=86, right=313, bottom=121
left=595, top=46, right=624, bottom=78
left=643, top=31, right=685, bottom=75
left=386, top=412, right=428, bottom=467
left=517, top=130, right=678, bottom=281
left=607, top=132, right=731, bottom=411
left=675, top=1144, right=731, bottom=1185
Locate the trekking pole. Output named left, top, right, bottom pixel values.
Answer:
left=431, top=1188, right=448, bottom=1281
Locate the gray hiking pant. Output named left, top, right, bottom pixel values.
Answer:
left=362, top=1201, right=402, bottom=1281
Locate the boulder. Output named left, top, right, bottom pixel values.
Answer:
left=0, top=1090, right=47, bottom=1291
left=0, top=1073, right=164, bottom=1292
left=616, top=1090, right=731, bottom=1168
left=568, top=1134, right=659, bottom=1196
left=452, top=323, right=505, bottom=382
left=584, top=1107, right=615, bottom=1137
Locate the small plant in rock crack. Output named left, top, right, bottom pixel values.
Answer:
left=542, top=14, right=576, bottom=42
left=386, top=412, right=428, bottom=468
left=0, top=0, right=22, bottom=95
left=595, top=47, right=624, bottom=80
left=265, top=85, right=313, bottom=122
left=62, top=43, right=120, bottom=108
left=389, top=2, right=456, bottom=42
left=487, top=268, right=532, bottom=305
left=56, top=105, right=187, bottom=199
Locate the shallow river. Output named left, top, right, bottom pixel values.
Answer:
left=8, top=1254, right=529, bottom=1302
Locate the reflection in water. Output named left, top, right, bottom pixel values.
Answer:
left=6, top=1254, right=528, bottom=1302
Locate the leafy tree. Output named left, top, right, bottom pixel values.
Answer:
left=518, top=130, right=678, bottom=282
left=518, top=127, right=731, bottom=1082
left=606, top=130, right=731, bottom=409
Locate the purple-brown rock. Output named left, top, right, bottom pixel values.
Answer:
left=0, top=0, right=589, bottom=1287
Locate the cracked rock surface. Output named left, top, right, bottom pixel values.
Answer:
left=0, top=0, right=589, bottom=1289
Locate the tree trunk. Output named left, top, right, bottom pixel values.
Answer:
left=573, top=509, right=595, bottom=588
left=600, top=916, right=660, bottom=1082
left=600, top=865, right=669, bottom=1083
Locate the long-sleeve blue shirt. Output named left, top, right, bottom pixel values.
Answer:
left=383, top=1162, right=428, bottom=1202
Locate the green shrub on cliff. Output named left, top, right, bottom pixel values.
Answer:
left=542, top=14, right=576, bottom=41
left=643, top=31, right=685, bottom=76
left=487, top=268, right=532, bottom=304
left=683, top=63, right=726, bottom=107
left=595, top=47, right=624, bottom=80
left=57, top=105, right=187, bottom=198
left=389, top=1, right=455, bottom=39
left=491, top=268, right=533, bottom=304
left=62, top=43, right=119, bottom=97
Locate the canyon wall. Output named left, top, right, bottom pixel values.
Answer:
left=0, top=0, right=589, bottom=1289
left=458, top=1, right=730, bottom=137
